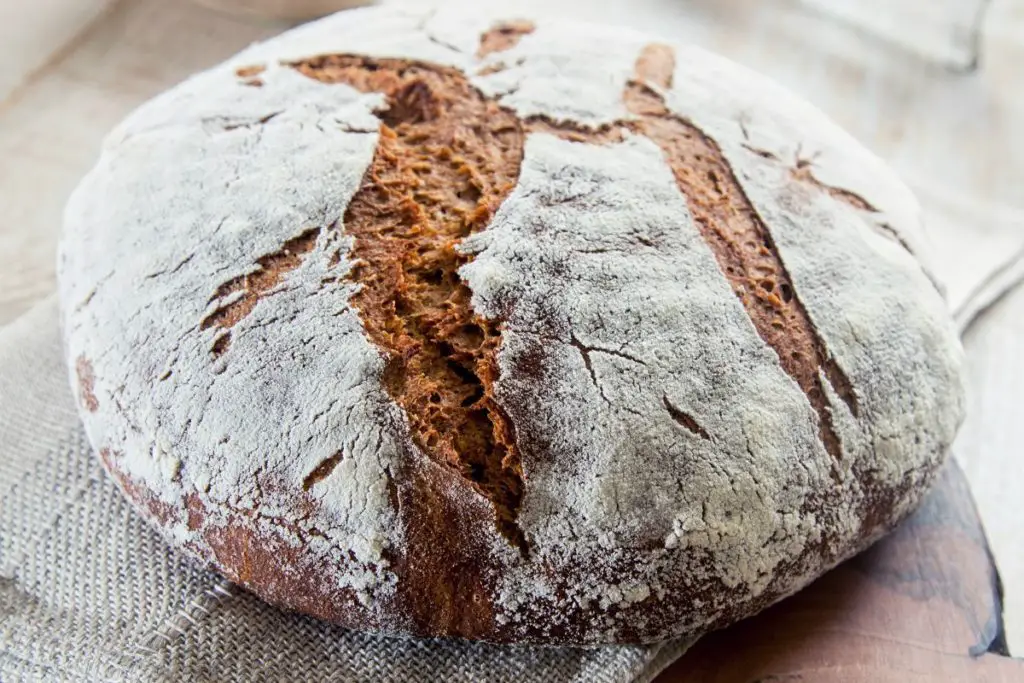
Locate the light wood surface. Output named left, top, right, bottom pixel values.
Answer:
left=1, top=0, right=1022, bottom=666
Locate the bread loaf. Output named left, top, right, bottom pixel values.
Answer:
left=58, top=6, right=965, bottom=644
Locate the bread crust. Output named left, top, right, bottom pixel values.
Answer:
left=59, top=6, right=964, bottom=644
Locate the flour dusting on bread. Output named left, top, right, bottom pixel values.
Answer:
left=59, top=4, right=964, bottom=644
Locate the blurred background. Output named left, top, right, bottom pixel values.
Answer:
left=0, top=0, right=1021, bottom=654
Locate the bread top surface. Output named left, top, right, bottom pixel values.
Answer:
left=58, top=5, right=964, bottom=644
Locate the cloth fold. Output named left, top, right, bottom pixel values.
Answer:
left=0, top=299, right=694, bottom=682
left=912, top=177, right=1024, bottom=331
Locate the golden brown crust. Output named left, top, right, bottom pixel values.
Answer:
left=102, top=446, right=395, bottom=632
left=292, top=55, right=528, bottom=552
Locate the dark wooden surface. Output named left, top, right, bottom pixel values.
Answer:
left=659, top=462, right=1024, bottom=682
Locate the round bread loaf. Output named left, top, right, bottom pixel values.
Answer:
left=58, top=5, right=965, bottom=645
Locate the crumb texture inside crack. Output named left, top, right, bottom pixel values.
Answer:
left=293, top=55, right=528, bottom=550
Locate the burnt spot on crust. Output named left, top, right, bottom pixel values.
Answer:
left=201, top=227, right=321, bottom=356
left=76, top=356, right=99, bottom=412
left=477, top=20, right=536, bottom=58
left=626, top=44, right=858, bottom=462
left=291, top=56, right=528, bottom=552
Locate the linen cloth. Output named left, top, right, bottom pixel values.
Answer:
left=801, top=0, right=991, bottom=70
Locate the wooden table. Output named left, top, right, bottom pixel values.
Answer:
left=1, top=0, right=1022, bottom=676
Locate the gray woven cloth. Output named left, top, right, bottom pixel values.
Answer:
left=0, top=298, right=694, bottom=682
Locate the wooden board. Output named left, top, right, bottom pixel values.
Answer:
left=658, top=462, right=1024, bottom=682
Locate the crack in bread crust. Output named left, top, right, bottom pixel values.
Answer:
left=627, top=44, right=858, bottom=462
left=477, top=20, right=536, bottom=58
left=500, top=37, right=858, bottom=463
left=291, top=56, right=528, bottom=551
left=202, top=227, right=321, bottom=355
left=792, top=158, right=878, bottom=213
left=302, top=450, right=345, bottom=490
left=789, top=160, right=919, bottom=257
left=740, top=137, right=918, bottom=261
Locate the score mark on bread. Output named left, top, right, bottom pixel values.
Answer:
left=202, top=28, right=860, bottom=550
left=291, top=55, right=528, bottom=551
left=626, top=45, right=859, bottom=464
left=201, top=227, right=320, bottom=356
left=500, top=38, right=859, bottom=463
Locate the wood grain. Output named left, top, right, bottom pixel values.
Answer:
left=657, top=462, right=1023, bottom=682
